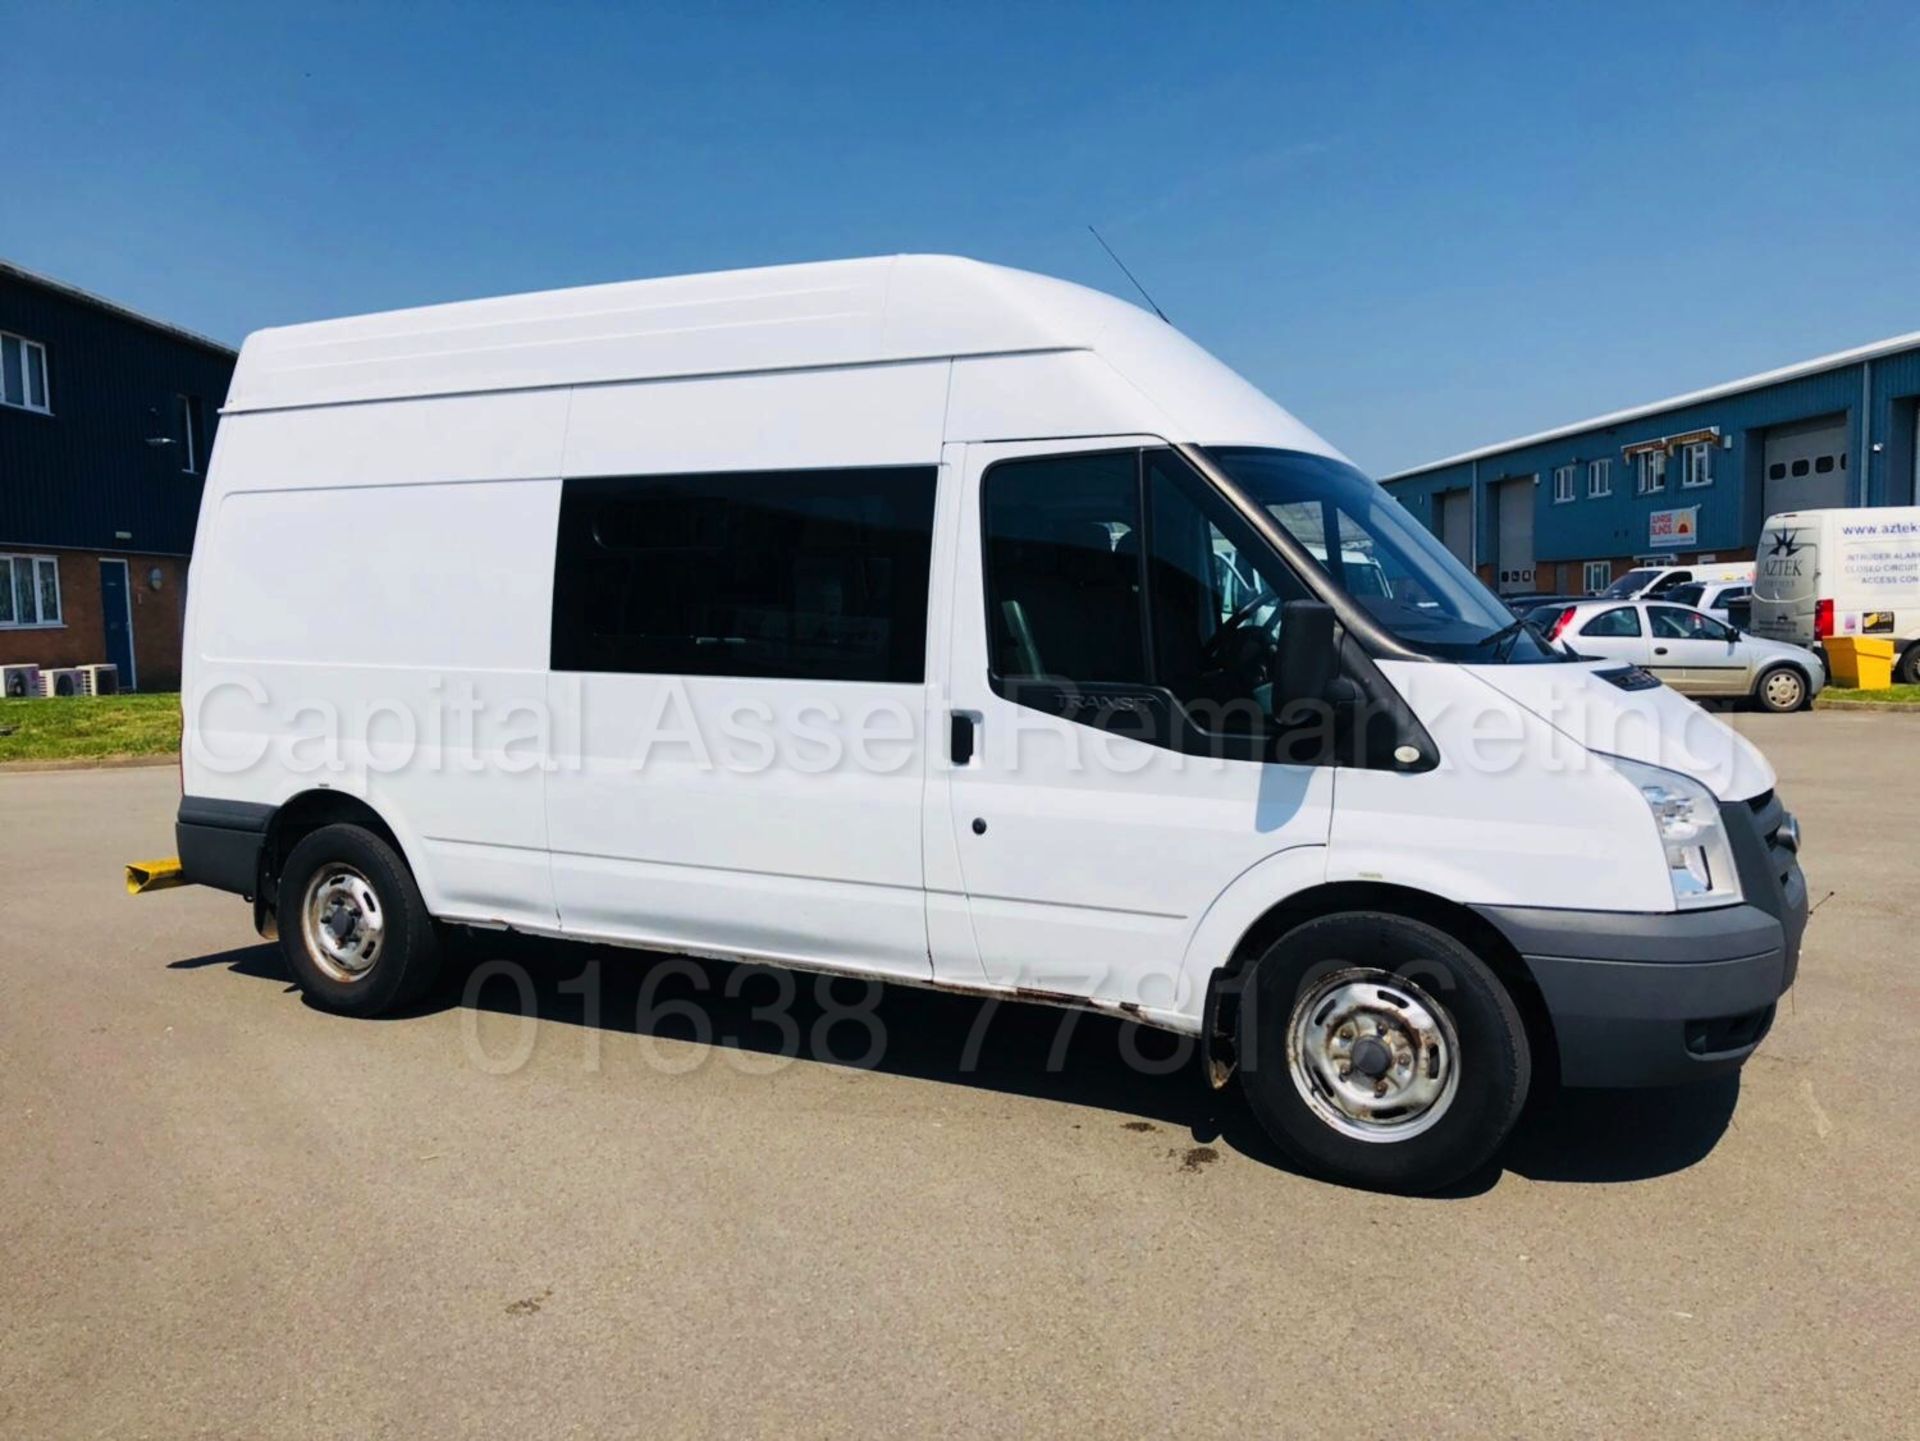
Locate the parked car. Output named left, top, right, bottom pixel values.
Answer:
left=1664, top=580, right=1752, bottom=629
left=167, top=255, right=1807, bottom=1195
left=1598, top=561, right=1753, bottom=601
left=1533, top=600, right=1824, bottom=711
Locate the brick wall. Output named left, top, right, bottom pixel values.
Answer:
left=0, top=549, right=188, bottom=691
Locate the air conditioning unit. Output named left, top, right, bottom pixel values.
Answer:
left=40, top=668, right=88, bottom=698
left=0, top=664, right=40, bottom=699
left=78, top=663, right=120, bottom=696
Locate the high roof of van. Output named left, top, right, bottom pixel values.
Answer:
left=220, top=256, right=1337, bottom=463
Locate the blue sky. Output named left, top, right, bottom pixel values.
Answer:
left=6, top=1, right=1918, bottom=473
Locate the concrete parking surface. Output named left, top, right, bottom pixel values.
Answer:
left=2, top=712, right=1915, bottom=1437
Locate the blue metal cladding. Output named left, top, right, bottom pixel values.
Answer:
left=1384, top=345, right=1920, bottom=565
left=0, top=269, right=236, bottom=555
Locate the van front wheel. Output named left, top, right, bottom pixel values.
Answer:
left=278, top=823, right=443, bottom=1017
left=1238, top=913, right=1530, bottom=1193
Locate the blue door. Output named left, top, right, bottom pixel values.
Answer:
left=99, top=560, right=135, bottom=690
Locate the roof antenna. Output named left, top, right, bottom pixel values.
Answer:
left=1087, top=225, right=1170, bottom=324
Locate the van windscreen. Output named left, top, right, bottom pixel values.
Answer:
left=1206, top=448, right=1563, bottom=662
left=1600, top=568, right=1663, bottom=599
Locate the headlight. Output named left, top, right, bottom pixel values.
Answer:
left=1606, top=755, right=1743, bottom=910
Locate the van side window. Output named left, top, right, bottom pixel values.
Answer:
left=982, top=451, right=1145, bottom=684
left=981, top=448, right=1310, bottom=744
left=1143, top=448, right=1308, bottom=733
left=551, top=467, right=936, bottom=682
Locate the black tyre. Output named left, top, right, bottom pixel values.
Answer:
left=1237, top=912, right=1530, bottom=1194
left=1753, top=664, right=1808, bottom=713
left=1898, top=643, right=1920, bottom=687
left=278, top=823, right=443, bottom=1016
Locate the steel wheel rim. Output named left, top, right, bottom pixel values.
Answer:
left=1285, top=968, right=1461, bottom=1142
left=1764, top=670, right=1802, bottom=710
left=300, top=865, right=385, bottom=983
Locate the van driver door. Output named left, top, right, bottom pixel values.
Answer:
left=926, top=438, right=1334, bottom=1018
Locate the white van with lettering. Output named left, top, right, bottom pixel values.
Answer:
left=1751, top=506, right=1920, bottom=683
left=171, top=257, right=1807, bottom=1192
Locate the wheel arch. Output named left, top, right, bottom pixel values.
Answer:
left=1752, top=658, right=1815, bottom=707
left=255, top=789, right=417, bottom=937
left=1201, top=880, right=1560, bottom=1090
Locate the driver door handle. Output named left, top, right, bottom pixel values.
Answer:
left=1654, top=646, right=1670, bottom=655
left=950, top=712, right=978, bottom=766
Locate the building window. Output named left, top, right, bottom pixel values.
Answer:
left=1681, top=440, right=1713, bottom=488
left=1635, top=449, right=1667, bottom=494
left=177, top=395, right=202, bottom=473
left=1583, top=560, right=1612, bottom=592
left=0, top=554, right=62, bottom=627
left=0, top=331, right=51, bottom=414
left=1552, top=465, right=1577, bottom=503
left=1587, top=459, right=1611, bottom=498
left=550, top=466, right=936, bottom=682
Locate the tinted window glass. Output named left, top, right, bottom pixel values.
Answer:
left=983, top=451, right=1144, bottom=684
left=1209, top=448, right=1527, bottom=660
left=552, top=467, right=935, bottom=682
left=0, top=336, right=20, bottom=407
left=1791, top=459, right=1810, bottom=477
left=1649, top=605, right=1727, bottom=641
left=1601, top=567, right=1662, bottom=598
left=1666, top=584, right=1704, bottom=607
left=1814, top=455, right=1834, bottom=474
left=1581, top=606, right=1641, bottom=638
left=1143, top=449, right=1307, bottom=732
left=1768, top=462, right=1786, bottom=480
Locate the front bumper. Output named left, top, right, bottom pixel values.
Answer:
left=1475, top=792, right=1807, bottom=1088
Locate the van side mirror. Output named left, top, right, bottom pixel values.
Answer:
left=1273, top=599, right=1336, bottom=703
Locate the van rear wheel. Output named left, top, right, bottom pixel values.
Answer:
left=1237, top=913, right=1530, bottom=1194
left=278, top=823, right=443, bottom=1017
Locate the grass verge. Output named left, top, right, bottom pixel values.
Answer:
left=0, top=693, right=181, bottom=763
left=1815, top=684, right=1920, bottom=707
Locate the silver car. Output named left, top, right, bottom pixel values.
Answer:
left=1528, top=599, right=1825, bottom=712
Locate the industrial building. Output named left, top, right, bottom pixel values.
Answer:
left=1382, top=333, right=1920, bottom=595
left=0, top=261, right=235, bottom=691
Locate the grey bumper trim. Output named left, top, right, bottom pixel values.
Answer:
left=1474, top=893, right=1803, bottom=1089
left=1469, top=902, right=1782, bottom=966
left=176, top=797, right=273, bottom=897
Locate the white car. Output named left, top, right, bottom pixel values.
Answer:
left=1663, top=579, right=1752, bottom=628
left=1531, top=600, right=1824, bottom=711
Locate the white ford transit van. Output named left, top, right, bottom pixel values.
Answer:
left=174, top=257, right=1806, bottom=1192
left=1750, top=505, right=1920, bottom=683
